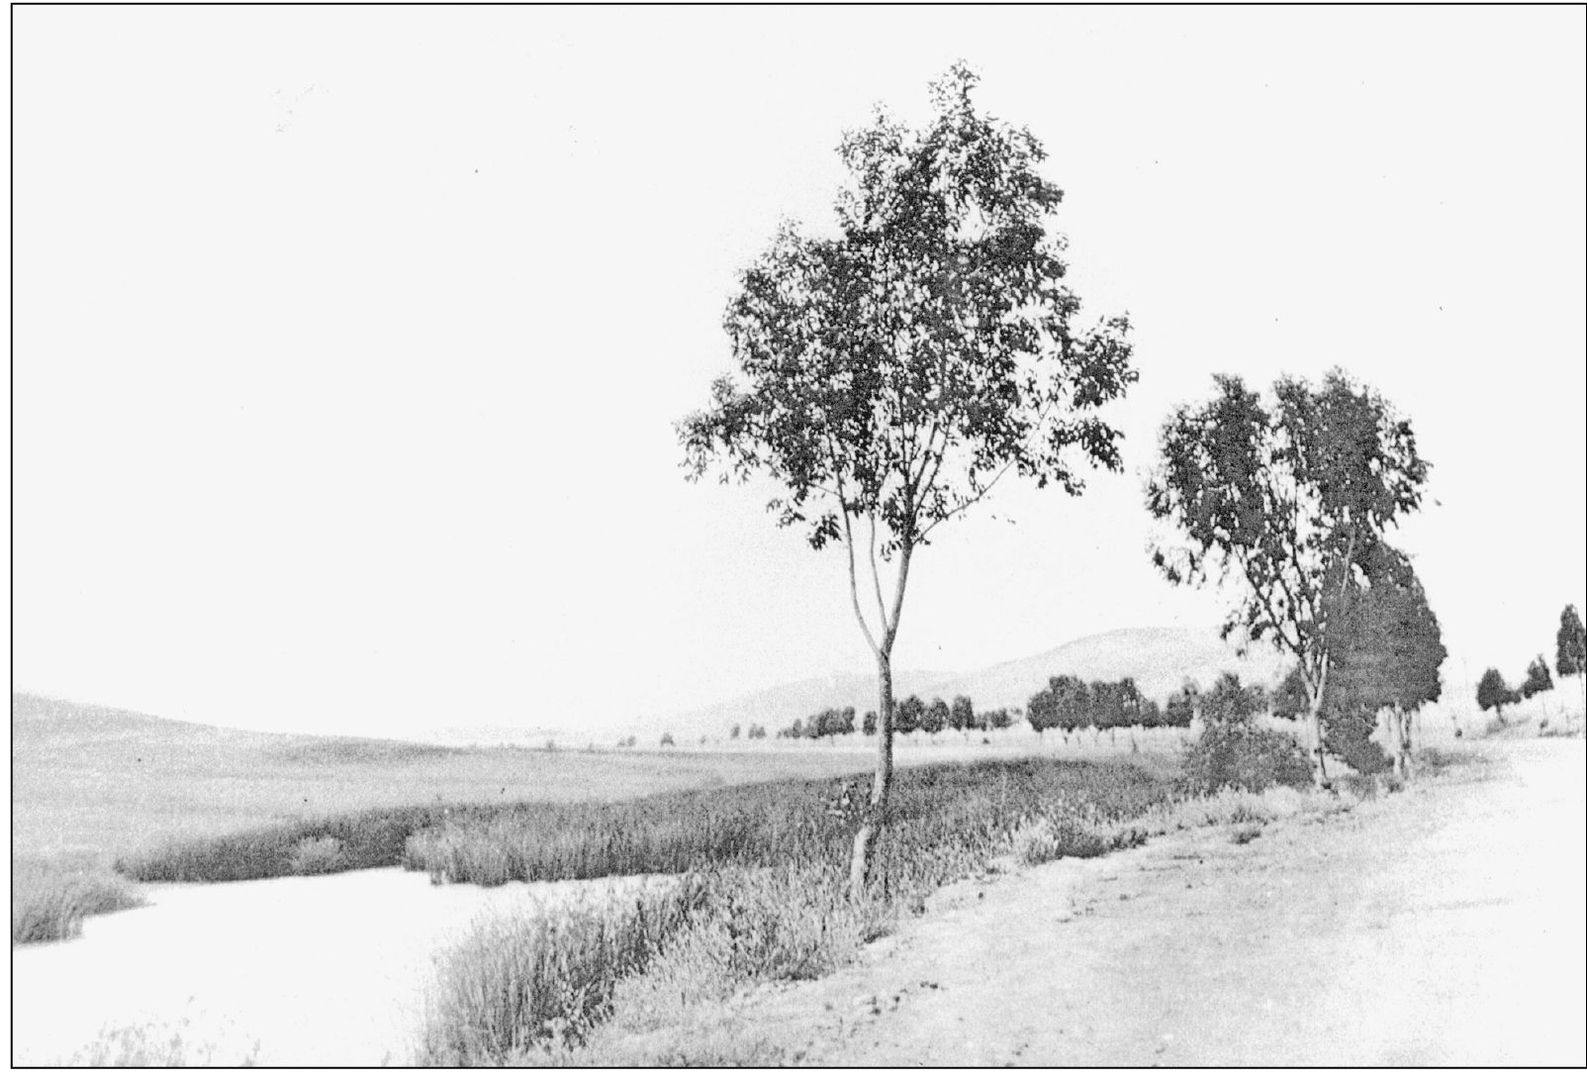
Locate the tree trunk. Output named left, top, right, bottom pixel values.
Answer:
left=849, top=649, right=894, bottom=900
left=1394, top=709, right=1413, bottom=781
left=1307, top=679, right=1331, bottom=787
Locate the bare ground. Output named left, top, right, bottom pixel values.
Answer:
left=677, top=738, right=1586, bottom=1066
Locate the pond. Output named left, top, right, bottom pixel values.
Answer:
left=11, top=866, right=655, bottom=1065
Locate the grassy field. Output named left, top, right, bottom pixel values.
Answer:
left=11, top=693, right=881, bottom=862
left=10, top=693, right=876, bottom=941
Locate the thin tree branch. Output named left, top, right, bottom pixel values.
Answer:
left=919, top=458, right=1016, bottom=539
left=839, top=496, right=881, bottom=657
left=867, top=512, right=890, bottom=636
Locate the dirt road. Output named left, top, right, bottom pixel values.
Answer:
left=729, top=738, right=1586, bottom=1066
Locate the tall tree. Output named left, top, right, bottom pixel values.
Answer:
left=680, top=65, right=1135, bottom=896
left=1146, top=370, right=1429, bottom=783
left=1558, top=605, right=1586, bottom=678
left=1320, top=545, right=1446, bottom=778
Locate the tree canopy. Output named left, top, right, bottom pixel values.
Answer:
left=1558, top=605, right=1586, bottom=678
left=1476, top=668, right=1518, bottom=720
left=1146, top=369, right=1430, bottom=778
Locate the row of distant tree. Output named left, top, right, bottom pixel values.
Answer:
left=698, top=601, right=1583, bottom=751
left=1475, top=604, right=1586, bottom=722
left=1026, top=676, right=1188, bottom=737
left=720, top=695, right=1020, bottom=742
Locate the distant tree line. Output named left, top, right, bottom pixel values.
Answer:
left=1026, top=676, right=1177, bottom=741
left=1473, top=603, right=1586, bottom=728
left=760, top=694, right=1016, bottom=742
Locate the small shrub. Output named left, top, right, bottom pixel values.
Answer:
left=1230, top=822, right=1263, bottom=845
left=1183, top=722, right=1312, bottom=795
left=287, top=836, right=348, bottom=876
left=1009, top=819, right=1113, bottom=865
left=12, top=862, right=144, bottom=945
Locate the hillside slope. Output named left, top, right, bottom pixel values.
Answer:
left=670, top=627, right=1289, bottom=734
left=664, top=670, right=953, bottom=737
left=917, top=626, right=1290, bottom=710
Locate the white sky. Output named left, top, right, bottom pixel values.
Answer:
left=10, top=7, right=1586, bottom=739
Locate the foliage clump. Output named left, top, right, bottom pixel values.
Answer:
left=1182, top=673, right=1312, bottom=794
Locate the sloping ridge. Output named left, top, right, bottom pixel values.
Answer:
left=670, top=627, right=1290, bottom=733
left=916, top=626, right=1289, bottom=709
left=665, top=669, right=953, bottom=736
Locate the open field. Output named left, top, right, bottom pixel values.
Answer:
left=10, top=694, right=881, bottom=862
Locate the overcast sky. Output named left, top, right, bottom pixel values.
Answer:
left=11, top=7, right=1585, bottom=739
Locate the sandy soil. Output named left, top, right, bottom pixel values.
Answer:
left=9, top=867, right=658, bottom=1066
left=716, top=738, right=1586, bottom=1066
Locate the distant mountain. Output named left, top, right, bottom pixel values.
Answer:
left=915, top=626, right=1290, bottom=710
left=663, top=669, right=954, bottom=738
left=666, top=627, right=1290, bottom=736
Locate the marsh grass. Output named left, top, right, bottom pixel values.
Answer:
left=286, top=835, right=349, bottom=875
left=11, top=860, right=144, bottom=945
left=420, top=875, right=711, bottom=1064
left=414, top=758, right=1169, bottom=1065
left=116, top=805, right=459, bottom=882
left=405, top=758, right=1168, bottom=889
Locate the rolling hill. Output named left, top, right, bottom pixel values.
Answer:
left=915, top=626, right=1291, bottom=711
left=662, top=669, right=954, bottom=738
left=667, top=626, right=1291, bottom=735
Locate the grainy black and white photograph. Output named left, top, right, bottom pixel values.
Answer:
left=8, top=4, right=1586, bottom=1068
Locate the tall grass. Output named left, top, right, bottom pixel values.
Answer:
left=116, top=805, right=461, bottom=882
left=421, top=875, right=711, bottom=1064
left=414, top=758, right=1170, bottom=1065
left=405, top=758, right=1169, bottom=889
left=12, top=860, right=144, bottom=944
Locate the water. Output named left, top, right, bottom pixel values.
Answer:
left=11, top=866, right=655, bottom=1065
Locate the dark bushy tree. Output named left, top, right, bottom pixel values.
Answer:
left=1520, top=655, right=1554, bottom=700
left=1028, top=675, right=1092, bottom=739
left=680, top=65, right=1136, bottom=897
left=1183, top=673, right=1311, bottom=794
left=1558, top=605, right=1586, bottom=678
left=1138, top=698, right=1163, bottom=729
left=923, top=698, right=950, bottom=741
left=862, top=710, right=877, bottom=737
left=1476, top=668, right=1519, bottom=723
left=950, top=695, right=974, bottom=738
left=896, top=695, right=924, bottom=739
left=983, top=708, right=1014, bottom=731
left=660, top=732, right=675, bottom=748
left=1163, top=681, right=1198, bottom=728
left=1318, top=547, right=1445, bottom=777
left=1147, top=371, right=1430, bottom=783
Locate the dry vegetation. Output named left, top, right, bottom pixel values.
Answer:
left=10, top=857, right=145, bottom=945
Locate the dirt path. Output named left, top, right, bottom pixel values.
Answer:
left=726, top=739, right=1586, bottom=1066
